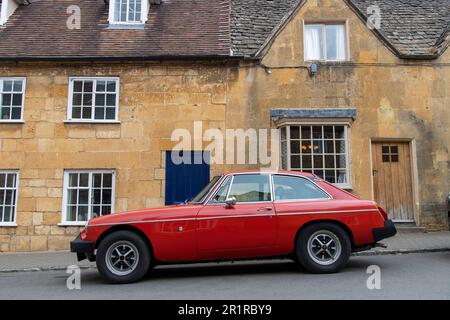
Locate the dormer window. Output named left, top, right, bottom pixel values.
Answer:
left=109, top=0, right=149, bottom=26
left=0, top=0, right=19, bottom=26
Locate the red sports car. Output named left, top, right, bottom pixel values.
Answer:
left=71, top=170, right=396, bottom=283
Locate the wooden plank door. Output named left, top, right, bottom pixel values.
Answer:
left=372, top=142, right=414, bottom=222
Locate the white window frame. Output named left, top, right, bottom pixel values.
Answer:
left=67, top=77, right=120, bottom=123
left=60, top=170, right=116, bottom=226
left=303, top=21, right=349, bottom=62
left=108, top=0, right=149, bottom=25
left=280, top=123, right=351, bottom=189
left=0, top=170, right=19, bottom=227
left=0, top=77, right=26, bottom=123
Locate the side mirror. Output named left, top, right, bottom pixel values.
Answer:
left=224, top=196, right=237, bottom=207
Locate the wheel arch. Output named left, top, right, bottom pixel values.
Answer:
left=95, top=224, right=154, bottom=257
left=294, top=219, right=355, bottom=250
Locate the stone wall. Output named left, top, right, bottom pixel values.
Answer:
left=0, top=61, right=230, bottom=251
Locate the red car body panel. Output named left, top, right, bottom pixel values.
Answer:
left=81, top=170, right=388, bottom=263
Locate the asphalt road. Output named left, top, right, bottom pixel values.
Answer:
left=0, top=252, right=449, bottom=300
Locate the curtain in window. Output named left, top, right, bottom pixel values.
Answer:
left=304, top=25, right=323, bottom=60
left=326, top=24, right=346, bottom=60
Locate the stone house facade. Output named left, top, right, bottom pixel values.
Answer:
left=0, top=0, right=448, bottom=252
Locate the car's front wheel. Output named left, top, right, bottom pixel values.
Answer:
left=296, top=222, right=351, bottom=273
left=96, top=230, right=151, bottom=284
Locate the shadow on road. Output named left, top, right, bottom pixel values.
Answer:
left=78, top=256, right=385, bottom=285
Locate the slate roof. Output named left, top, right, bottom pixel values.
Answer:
left=0, top=0, right=449, bottom=60
left=230, top=0, right=301, bottom=57
left=0, top=0, right=230, bottom=59
left=348, top=0, right=450, bottom=58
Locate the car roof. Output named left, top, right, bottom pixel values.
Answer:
left=221, top=170, right=317, bottom=178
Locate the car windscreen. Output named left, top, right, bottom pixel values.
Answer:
left=189, top=176, right=221, bottom=204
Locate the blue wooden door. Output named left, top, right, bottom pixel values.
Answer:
left=165, top=151, right=210, bottom=205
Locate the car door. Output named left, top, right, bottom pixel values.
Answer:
left=196, top=174, right=277, bottom=260
left=271, top=174, right=333, bottom=248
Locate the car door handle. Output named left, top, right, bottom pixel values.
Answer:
left=257, top=207, right=273, bottom=212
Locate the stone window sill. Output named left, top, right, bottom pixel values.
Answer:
left=0, top=223, right=18, bottom=227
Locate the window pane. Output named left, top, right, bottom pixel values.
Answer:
left=102, top=189, right=112, bottom=205
left=290, top=140, right=300, bottom=154
left=280, top=127, right=286, bottom=141
left=67, top=189, right=78, bottom=205
left=78, top=205, right=89, bottom=221
left=324, top=140, right=334, bottom=153
left=326, top=24, right=346, bottom=60
left=106, top=94, right=116, bottom=106
left=228, top=174, right=271, bottom=202
left=323, top=126, right=334, bottom=139
left=103, top=174, right=112, bottom=188
left=83, top=81, right=93, bottom=92
left=302, top=155, right=312, bottom=169
left=6, top=174, right=15, bottom=188
left=325, top=170, right=336, bottom=183
left=290, top=126, right=300, bottom=139
left=304, top=24, right=324, bottom=60
left=301, top=140, right=312, bottom=153
left=68, top=174, right=78, bottom=187
left=79, top=173, right=89, bottom=187
left=93, top=189, right=101, bottom=205
left=210, top=177, right=231, bottom=203
left=3, top=81, right=13, bottom=92
left=11, top=107, right=22, bottom=119
left=312, top=126, right=322, bottom=139
left=102, top=206, right=112, bottom=215
left=72, top=93, right=82, bottom=106
left=301, top=126, right=311, bottom=139
left=2, top=94, right=11, bottom=106
left=13, top=81, right=23, bottom=92
left=337, top=170, right=347, bottom=183
left=95, top=107, right=105, bottom=120
left=1, top=107, right=11, bottom=120
left=0, top=174, right=5, bottom=188
left=67, top=206, right=77, bottom=221
left=313, top=155, right=324, bottom=169
left=12, top=94, right=22, bottom=106
left=95, top=94, right=106, bottom=106
left=335, top=126, right=345, bottom=139
left=336, top=154, right=346, bottom=168
left=281, top=141, right=287, bottom=170
left=96, top=81, right=106, bottom=92
left=335, top=140, right=346, bottom=153
left=291, top=155, right=300, bottom=169
left=93, top=174, right=102, bottom=188
left=92, top=205, right=101, bottom=218
left=273, top=175, right=328, bottom=200
left=73, top=81, right=83, bottom=92
left=105, top=107, right=116, bottom=120
left=3, top=206, right=12, bottom=222
left=72, top=107, right=82, bottom=119
left=82, top=107, right=92, bottom=119
left=82, top=94, right=92, bottom=106
left=79, top=189, right=89, bottom=205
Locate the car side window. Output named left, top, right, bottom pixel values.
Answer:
left=209, top=177, right=232, bottom=203
left=228, top=174, right=271, bottom=203
left=273, top=175, right=329, bottom=201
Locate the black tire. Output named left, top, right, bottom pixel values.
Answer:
left=296, top=222, right=351, bottom=274
left=96, top=230, right=151, bottom=284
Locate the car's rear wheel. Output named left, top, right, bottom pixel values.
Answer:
left=296, top=222, right=351, bottom=273
left=96, top=230, right=151, bottom=284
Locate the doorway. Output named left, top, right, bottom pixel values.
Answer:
left=371, top=141, right=414, bottom=222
